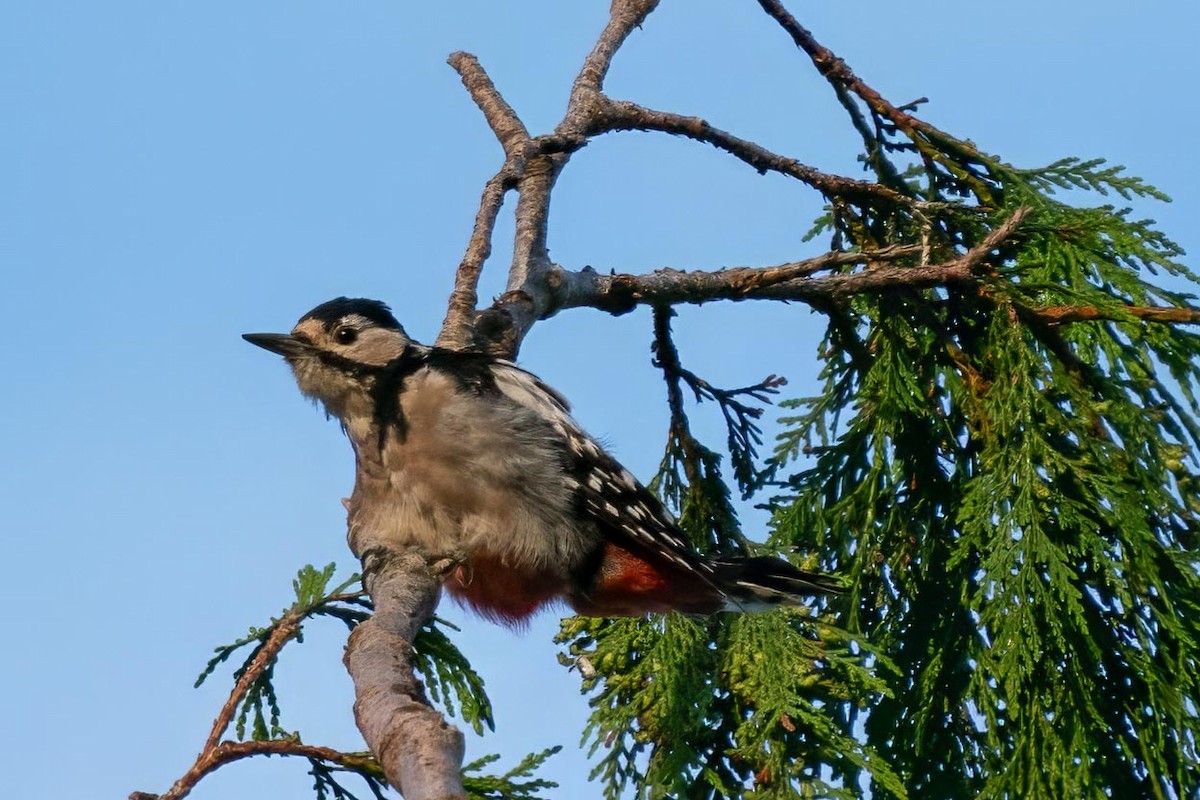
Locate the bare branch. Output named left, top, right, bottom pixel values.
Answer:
left=552, top=245, right=918, bottom=311
left=755, top=0, right=995, bottom=172
left=437, top=168, right=514, bottom=350
left=436, top=55, right=534, bottom=351
left=570, top=0, right=660, bottom=100
left=591, top=97, right=912, bottom=204
left=437, top=1, right=667, bottom=358
left=494, top=151, right=568, bottom=352
left=755, top=0, right=925, bottom=135
left=448, top=52, right=530, bottom=154
left=552, top=209, right=1029, bottom=312
left=488, top=0, right=666, bottom=353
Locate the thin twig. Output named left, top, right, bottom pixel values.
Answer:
left=131, top=741, right=383, bottom=800
left=755, top=0, right=998, bottom=194
left=201, top=618, right=301, bottom=755
left=651, top=306, right=757, bottom=550
left=130, top=603, right=362, bottom=800
left=755, top=0, right=928, bottom=137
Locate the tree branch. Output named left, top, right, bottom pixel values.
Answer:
left=552, top=209, right=1028, bottom=312
left=448, top=51, right=530, bottom=154
left=129, top=596, right=361, bottom=800
left=441, top=0, right=987, bottom=358
left=436, top=167, right=515, bottom=351
left=129, top=742, right=383, bottom=800
left=1033, top=304, right=1200, bottom=326
left=436, top=53, right=533, bottom=352
left=551, top=245, right=915, bottom=311
left=590, top=97, right=913, bottom=205
left=755, top=0, right=1000, bottom=190
left=203, top=619, right=300, bottom=755
left=440, top=0, right=665, bottom=357
left=487, top=0, right=665, bottom=355
left=569, top=0, right=660, bottom=101
left=343, top=544, right=466, bottom=800
left=755, top=0, right=931, bottom=137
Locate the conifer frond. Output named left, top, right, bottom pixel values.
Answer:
left=462, top=747, right=562, bottom=800
left=765, top=97, right=1200, bottom=796
left=412, top=617, right=496, bottom=735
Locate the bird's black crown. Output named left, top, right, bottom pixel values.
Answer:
left=299, top=297, right=402, bottom=332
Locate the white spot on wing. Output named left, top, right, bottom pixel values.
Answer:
left=484, top=359, right=721, bottom=591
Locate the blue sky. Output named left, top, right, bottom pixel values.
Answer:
left=3, top=2, right=1197, bottom=797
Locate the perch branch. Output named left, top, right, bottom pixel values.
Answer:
left=343, top=543, right=466, bottom=800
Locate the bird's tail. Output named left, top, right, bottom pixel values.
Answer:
left=706, top=555, right=844, bottom=611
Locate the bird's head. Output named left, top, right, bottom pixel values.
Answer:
left=243, top=297, right=412, bottom=417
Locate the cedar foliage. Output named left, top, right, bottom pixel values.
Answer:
left=559, top=86, right=1200, bottom=800
left=190, top=564, right=560, bottom=800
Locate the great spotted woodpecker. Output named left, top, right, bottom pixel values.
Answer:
left=244, top=297, right=841, bottom=624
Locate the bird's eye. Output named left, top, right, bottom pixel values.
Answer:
left=334, top=327, right=358, bottom=345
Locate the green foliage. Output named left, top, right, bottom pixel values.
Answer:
left=559, top=349, right=904, bottom=798
left=559, top=69, right=1200, bottom=798
left=196, top=564, right=557, bottom=799
left=772, top=99, right=1200, bottom=798
left=309, top=754, right=388, bottom=800
left=462, top=747, right=562, bottom=800
left=195, top=563, right=368, bottom=740
left=413, top=616, right=495, bottom=735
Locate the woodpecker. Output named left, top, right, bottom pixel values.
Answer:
left=244, top=297, right=841, bottom=624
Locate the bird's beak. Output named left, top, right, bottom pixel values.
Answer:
left=242, top=332, right=311, bottom=357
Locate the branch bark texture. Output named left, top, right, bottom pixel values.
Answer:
left=343, top=543, right=465, bottom=800
left=551, top=209, right=1029, bottom=312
